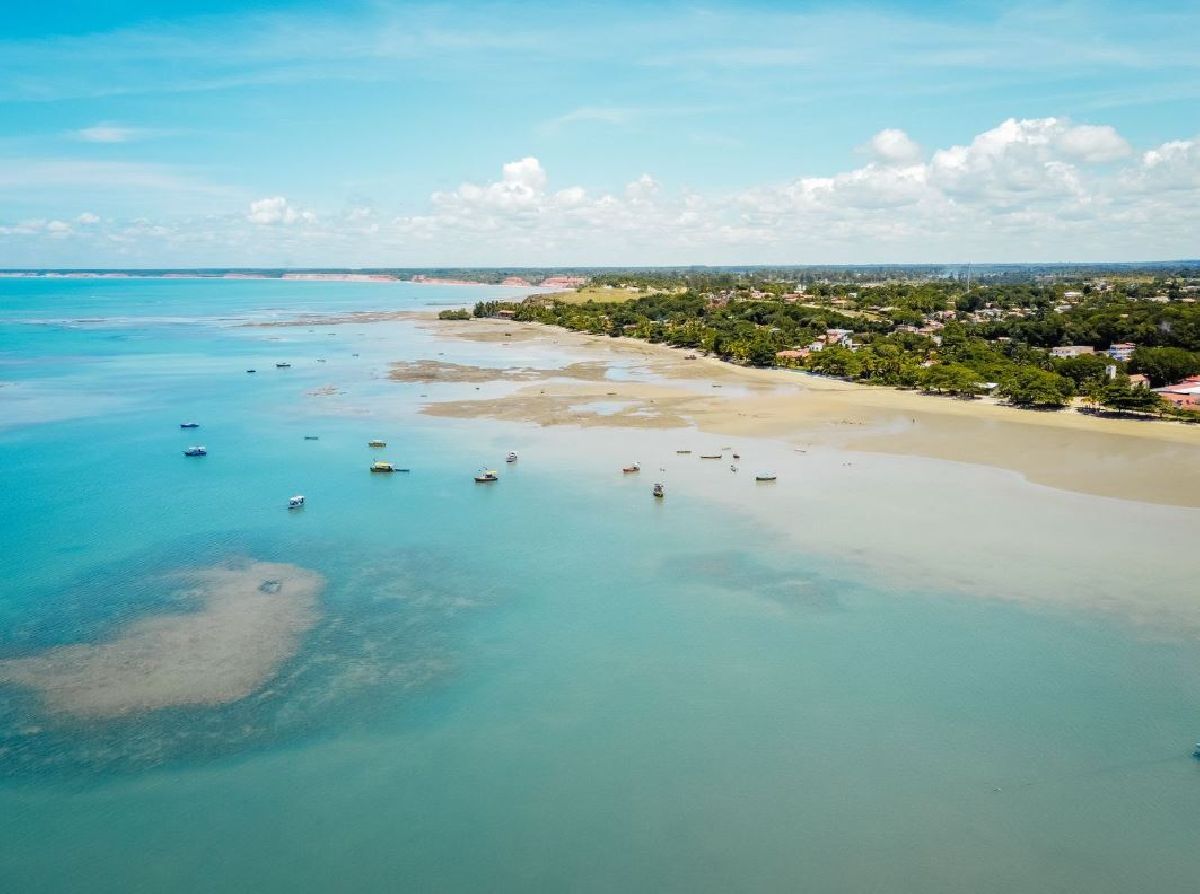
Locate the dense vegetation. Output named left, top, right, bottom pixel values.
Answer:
left=471, top=277, right=1200, bottom=422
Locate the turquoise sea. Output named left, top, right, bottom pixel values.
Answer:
left=2, top=277, right=1199, bottom=892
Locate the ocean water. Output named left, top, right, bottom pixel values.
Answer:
left=2, top=278, right=1199, bottom=892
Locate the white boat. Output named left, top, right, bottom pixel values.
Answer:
left=755, top=472, right=777, bottom=482
left=505, top=451, right=519, bottom=463
left=475, top=469, right=499, bottom=483
left=183, top=446, right=207, bottom=457
left=288, top=495, right=305, bottom=509
left=652, top=483, right=665, bottom=498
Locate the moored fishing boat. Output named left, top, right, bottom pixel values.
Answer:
left=474, top=469, right=499, bottom=483
left=370, top=461, right=395, bottom=472
left=304, top=435, right=319, bottom=440
left=183, top=446, right=207, bottom=457
left=652, top=482, right=665, bottom=498
left=179, top=422, right=199, bottom=429
left=622, top=461, right=641, bottom=473
left=275, top=362, right=291, bottom=368
left=699, top=453, right=722, bottom=459
left=368, top=439, right=386, bottom=448
left=755, top=472, right=777, bottom=482
left=506, top=451, right=518, bottom=462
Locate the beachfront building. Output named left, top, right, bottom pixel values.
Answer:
left=1106, top=343, right=1137, bottom=362
left=1051, top=345, right=1095, bottom=358
left=775, top=349, right=809, bottom=367
left=1155, top=376, right=1200, bottom=408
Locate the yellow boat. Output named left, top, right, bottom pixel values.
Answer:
left=368, top=439, right=387, bottom=448
left=371, top=461, right=395, bottom=472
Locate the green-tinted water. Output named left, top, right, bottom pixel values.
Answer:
left=2, top=278, right=1198, bottom=891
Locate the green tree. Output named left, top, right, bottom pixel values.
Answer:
left=1130, top=346, right=1200, bottom=387
left=1092, top=377, right=1164, bottom=415
left=998, top=367, right=1074, bottom=407
left=920, top=363, right=984, bottom=397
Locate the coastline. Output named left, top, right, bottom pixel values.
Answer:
left=418, top=317, right=1200, bottom=507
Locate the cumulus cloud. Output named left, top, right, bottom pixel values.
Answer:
left=866, top=128, right=923, bottom=165
left=247, top=196, right=315, bottom=225
left=6, top=117, right=1200, bottom=265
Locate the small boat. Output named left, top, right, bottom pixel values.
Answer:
left=675, top=449, right=692, bottom=454
left=246, top=369, right=257, bottom=374
left=474, top=469, right=499, bottom=483
left=276, top=362, right=291, bottom=368
left=622, top=461, right=641, bottom=473
left=304, top=435, right=319, bottom=440
left=506, top=451, right=519, bottom=463
left=368, top=440, right=387, bottom=448
left=732, top=452, right=740, bottom=460
left=288, top=495, right=305, bottom=509
left=755, top=472, right=777, bottom=482
left=699, top=454, right=722, bottom=460
left=1193, top=741, right=1200, bottom=760
left=652, top=483, right=665, bottom=498
left=183, top=446, right=207, bottom=457
left=730, top=465, right=738, bottom=472
left=317, top=359, right=326, bottom=363
left=370, top=461, right=395, bottom=472
left=179, top=422, right=200, bottom=429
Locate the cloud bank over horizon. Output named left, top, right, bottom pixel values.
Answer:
left=2, top=116, right=1197, bottom=267
left=1, top=1, right=1197, bottom=266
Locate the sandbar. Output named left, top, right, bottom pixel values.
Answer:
left=0, top=561, right=323, bottom=718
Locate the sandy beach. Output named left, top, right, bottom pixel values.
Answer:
left=420, top=317, right=1200, bottom=508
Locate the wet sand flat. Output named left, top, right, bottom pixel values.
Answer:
left=416, top=318, right=1200, bottom=507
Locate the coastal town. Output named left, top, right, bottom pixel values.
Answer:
left=457, top=269, right=1200, bottom=421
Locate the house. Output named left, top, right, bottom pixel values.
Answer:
left=824, top=328, right=854, bottom=346
left=775, top=349, right=809, bottom=363
left=1063, top=290, right=1084, bottom=299
left=494, top=309, right=516, bottom=319
left=1128, top=374, right=1150, bottom=389
left=1155, top=375, right=1200, bottom=407
left=1050, top=345, right=1095, bottom=358
left=1106, top=343, right=1136, bottom=362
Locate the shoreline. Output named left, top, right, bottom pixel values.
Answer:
left=417, top=317, right=1200, bottom=507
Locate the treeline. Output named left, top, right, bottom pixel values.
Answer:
left=469, top=292, right=1200, bottom=419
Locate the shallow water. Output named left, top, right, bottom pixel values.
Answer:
left=2, top=278, right=1199, bottom=892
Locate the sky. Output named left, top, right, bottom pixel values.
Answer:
left=0, top=0, right=1197, bottom=267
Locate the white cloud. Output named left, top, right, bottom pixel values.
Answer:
left=866, top=128, right=923, bottom=165
left=1054, top=123, right=1131, bottom=162
left=247, top=196, right=315, bottom=225
left=5, top=118, right=1199, bottom=265
left=76, top=124, right=142, bottom=143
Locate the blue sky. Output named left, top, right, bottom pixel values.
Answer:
left=1, top=1, right=1197, bottom=266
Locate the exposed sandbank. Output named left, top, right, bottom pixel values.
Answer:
left=418, top=319, right=1200, bottom=507
left=0, top=561, right=322, bottom=718
left=389, top=358, right=611, bottom=384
